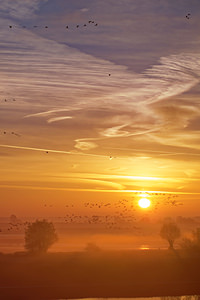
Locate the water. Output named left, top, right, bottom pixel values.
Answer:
left=59, top=297, right=200, bottom=300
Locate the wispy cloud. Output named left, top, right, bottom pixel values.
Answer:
left=24, top=108, right=77, bottom=118
left=103, top=146, right=200, bottom=158
left=100, top=124, right=130, bottom=137
left=47, top=116, right=73, bottom=123
left=74, top=141, right=98, bottom=151
left=143, top=53, right=200, bottom=105
left=0, top=0, right=48, bottom=19
left=0, top=183, right=199, bottom=195
left=0, top=144, right=109, bottom=159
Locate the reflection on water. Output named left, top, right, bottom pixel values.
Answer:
left=58, top=296, right=200, bottom=300
left=161, top=297, right=200, bottom=300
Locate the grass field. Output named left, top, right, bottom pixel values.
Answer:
left=0, top=249, right=200, bottom=300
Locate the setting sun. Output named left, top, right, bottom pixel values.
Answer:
left=138, top=198, right=151, bottom=208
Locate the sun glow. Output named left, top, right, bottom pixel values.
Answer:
left=138, top=198, right=151, bottom=208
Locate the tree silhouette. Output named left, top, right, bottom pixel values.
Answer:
left=193, top=227, right=200, bottom=245
left=24, top=219, right=57, bottom=254
left=160, top=222, right=181, bottom=249
left=181, top=227, right=200, bottom=252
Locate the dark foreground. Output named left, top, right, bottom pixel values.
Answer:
left=0, top=250, right=200, bottom=300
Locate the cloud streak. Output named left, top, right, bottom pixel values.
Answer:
left=0, top=144, right=111, bottom=159
left=0, top=0, right=48, bottom=19
left=0, top=183, right=199, bottom=195
left=24, top=108, right=77, bottom=118
left=47, top=116, right=73, bottom=123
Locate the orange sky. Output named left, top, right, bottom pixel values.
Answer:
left=0, top=0, right=200, bottom=221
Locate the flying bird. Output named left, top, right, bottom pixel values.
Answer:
left=186, top=13, right=191, bottom=19
left=11, top=132, right=21, bottom=137
left=109, top=156, right=116, bottom=160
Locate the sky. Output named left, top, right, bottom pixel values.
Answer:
left=0, top=0, right=200, bottom=219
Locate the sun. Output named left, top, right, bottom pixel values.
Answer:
left=138, top=198, right=151, bottom=208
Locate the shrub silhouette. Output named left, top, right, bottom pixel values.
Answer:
left=24, top=219, right=57, bottom=254
left=160, top=221, right=181, bottom=249
left=193, top=227, right=200, bottom=245
left=85, top=242, right=101, bottom=253
left=181, top=227, right=200, bottom=253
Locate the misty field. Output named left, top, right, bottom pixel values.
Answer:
left=0, top=249, right=200, bottom=300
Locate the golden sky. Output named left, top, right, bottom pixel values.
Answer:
left=0, top=0, right=200, bottom=218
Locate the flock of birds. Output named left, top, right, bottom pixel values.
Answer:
left=0, top=193, right=182, bottom=233
left=1, top=11, right=191, bottom=142
left=63, top=213, right=139, bottom=231
left=1, top=12, right=193, bottom=231
left=7, top=12, right=192, bottom=30
left=8, top=20, right=98, bottom=30
left=185, top=13, right=191, bottom=19
left=40, top=194, right=182, bottom=230
left=1, top=131, right=21, bottom=137
left=0, top=221, right=30, bottom=233
left=1, top=98, right=16, bottom=102
left=1, top=97, right=21, bottom=136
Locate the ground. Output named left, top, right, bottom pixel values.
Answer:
left=0, top=249, right=200, bottom=300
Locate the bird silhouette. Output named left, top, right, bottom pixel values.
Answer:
left=186, top=13, right=191, bottom=19
left=11, top=132, right=21, bottom=137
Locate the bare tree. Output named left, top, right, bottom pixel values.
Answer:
left=160, top=222, right=181, bottom=249
left=25, top=219, right=57, bottom=254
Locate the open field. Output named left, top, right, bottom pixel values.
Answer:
left=0, top=250, right=200, bottom=300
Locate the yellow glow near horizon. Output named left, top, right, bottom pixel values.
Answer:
left=138, top=198, right=151, bottom=208
left=140, top=193, right=149, bottom=198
